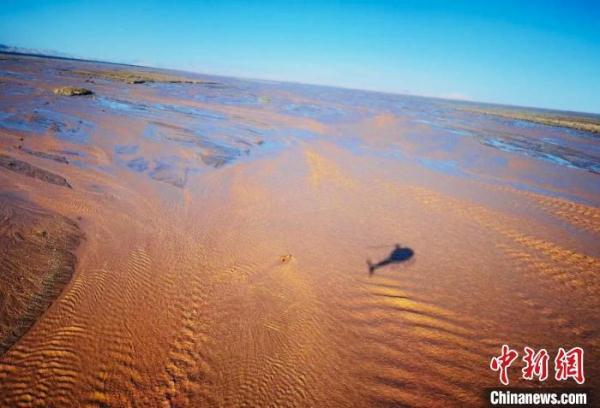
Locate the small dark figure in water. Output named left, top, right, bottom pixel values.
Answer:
left=367, top=244, right=414, bottom=275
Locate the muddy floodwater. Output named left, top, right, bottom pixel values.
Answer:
left=0, top=53, right=599, bottom=407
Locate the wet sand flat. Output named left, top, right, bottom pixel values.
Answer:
left=0, top=53, right=599, bottom=407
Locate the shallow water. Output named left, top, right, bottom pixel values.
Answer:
left=0, top=53, right=598, bottom=407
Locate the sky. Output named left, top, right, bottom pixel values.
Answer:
left=1, top=0, right=599, bottom=113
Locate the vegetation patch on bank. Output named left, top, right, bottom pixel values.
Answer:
left=53, top=86, right=93, bottom=96
left=69, top=68, right=212, bottom=85
left=465, top=107, right=600, bottom=134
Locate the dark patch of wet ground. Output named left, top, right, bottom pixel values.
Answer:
left=0, top=193, right=83, bottom=355
left=20, top=147, right=69, bottom=164
left=0, top=108, right=93, bottom=144
left=0, top=154, right=71, bottom=188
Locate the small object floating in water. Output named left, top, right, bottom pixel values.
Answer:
left=279, top=254, right=293, bottom=263
left=53, top=86, right=93, bottom=96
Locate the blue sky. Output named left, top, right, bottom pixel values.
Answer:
left=1, top=1, right=599, bottom=113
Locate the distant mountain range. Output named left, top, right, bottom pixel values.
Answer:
left=0, top=44, right=111, bottom=65
left=0, top=44, right=76, bottom=59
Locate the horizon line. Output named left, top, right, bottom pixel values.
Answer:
left=2, top=44, right=598, bottom=117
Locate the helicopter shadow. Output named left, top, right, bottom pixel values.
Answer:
left=367, top=244, right=414, bottom=276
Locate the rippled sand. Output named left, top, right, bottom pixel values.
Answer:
left=0, top=53, right=599, bottom=407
